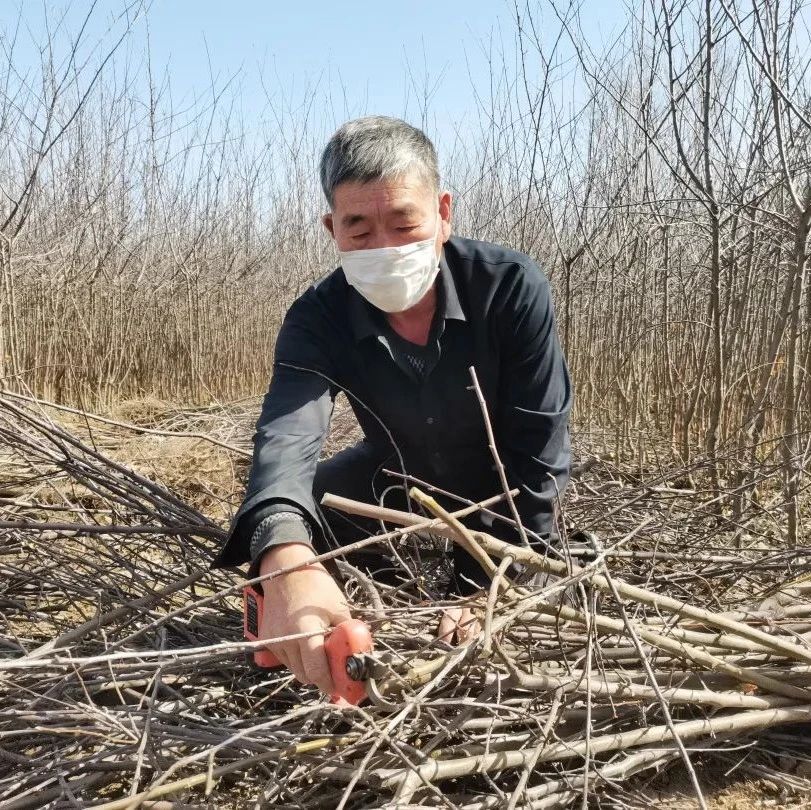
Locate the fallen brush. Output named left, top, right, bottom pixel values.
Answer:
left=2, top=392, right=811, bottom=809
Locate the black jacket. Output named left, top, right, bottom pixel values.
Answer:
left=215, top=236, right=572, bottom=568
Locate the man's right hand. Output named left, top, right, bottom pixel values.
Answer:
left=258, top=542, right=351, bottom=696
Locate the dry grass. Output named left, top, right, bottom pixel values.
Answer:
left=2, top=394, right=811, bottom=808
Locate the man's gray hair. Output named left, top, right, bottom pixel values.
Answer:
left=319, top=116, right=439, bottom=207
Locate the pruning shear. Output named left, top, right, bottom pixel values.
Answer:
left=243, top=583, right=379, bottom=706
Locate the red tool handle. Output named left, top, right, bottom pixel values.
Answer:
left=243, top=584, right=373, bottom=705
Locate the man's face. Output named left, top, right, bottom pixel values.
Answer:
left=323, top=172, right=452, bottom=256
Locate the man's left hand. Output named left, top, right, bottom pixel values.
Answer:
left=437, top=605, right=481, bottom=645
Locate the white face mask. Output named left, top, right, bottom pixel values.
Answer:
left=339, top=218, right=441, bottom=313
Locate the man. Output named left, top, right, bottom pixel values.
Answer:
left=214, top=116, right=572, bottom=697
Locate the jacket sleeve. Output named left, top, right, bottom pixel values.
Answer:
left=450, top=260, right=572, bottom=594
left=495, top=261, right=572, bottom=541
left=213, top=296, right=336, bottom=568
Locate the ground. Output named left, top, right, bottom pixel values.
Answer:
left=2, top=393, right=810, bottom=808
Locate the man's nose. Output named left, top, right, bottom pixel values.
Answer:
left=365, top=238, right=391, bottom=250
left=365, top=229, right=398, bottom=250
left=365, top=227, right=422, bottom=250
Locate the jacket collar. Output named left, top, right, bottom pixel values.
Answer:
left=347, top=248, right=466, bottom=344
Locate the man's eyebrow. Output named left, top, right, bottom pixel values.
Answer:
left=389, top=205, right=420, bottom=219
left=340, top=206, right=421, bottom=228
left=341, top=213, right=367, bottom=228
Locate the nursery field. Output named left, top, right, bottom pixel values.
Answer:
left=2, top=0, right=811, bottom=805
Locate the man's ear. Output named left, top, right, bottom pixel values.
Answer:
left=439, top=191, right=452, bottom=242
left=322, top=212, right=335, bottom=238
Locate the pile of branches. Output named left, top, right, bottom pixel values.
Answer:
left=2, top=392, right=811, bottom=808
